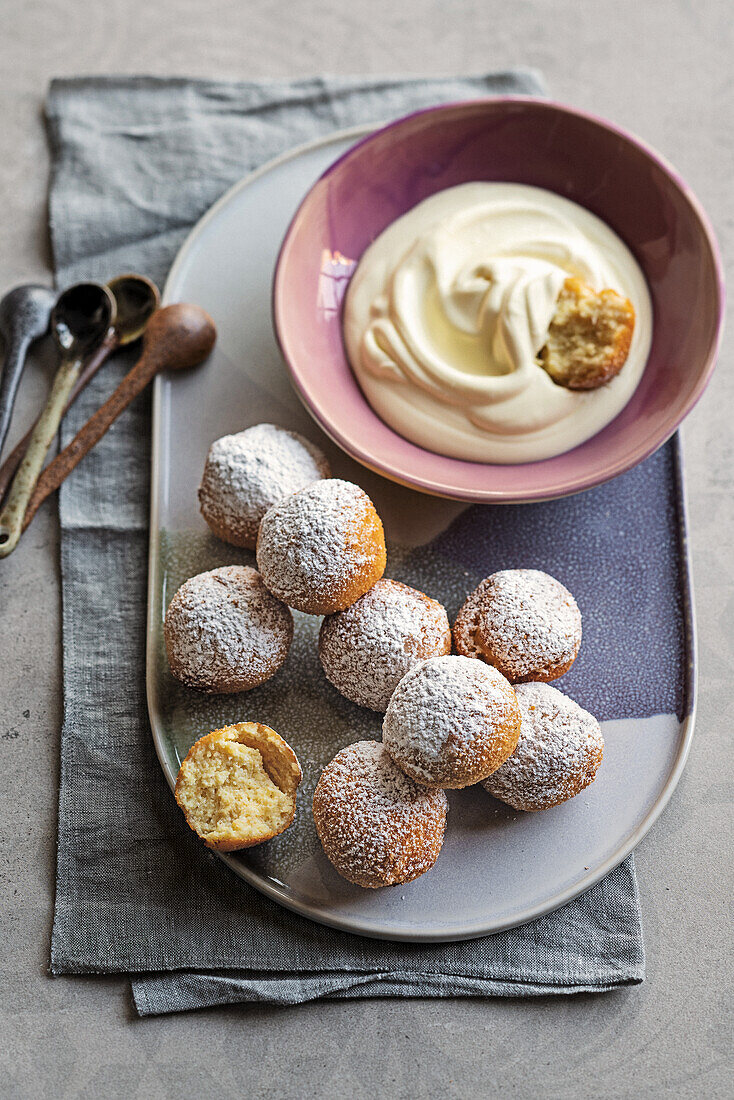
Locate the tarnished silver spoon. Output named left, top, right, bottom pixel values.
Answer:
left=0, top=274, right=159, bottom=506
left=0, top=282, right=115, bottom=556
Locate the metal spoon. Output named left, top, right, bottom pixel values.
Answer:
left=0, top=282, right=115, bottom=556
left=109, top=273, right=159, bottom=342
left=0, top=274, right=160, bottom=506
left=0, top=284, right=57, bottom=459
left=19, top=304, right=216, bottom=537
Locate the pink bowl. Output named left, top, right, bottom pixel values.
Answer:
left=274, top=98, right=724, bottom=502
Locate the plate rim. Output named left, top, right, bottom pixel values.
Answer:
left=146, top=127, right=697, bottom=942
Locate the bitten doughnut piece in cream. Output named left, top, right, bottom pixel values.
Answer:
left=483, top=682, right=603, bottom=811
left=539, top=277, right=635, bottom=390
left=382, top=654, right=521, bottom=789
left=175, top=722, right=302, bottom=850
left=453, top=569, right=581, bottom=683
left=164, top=565, right=293, bottom=693
left=318, top=579, right=451, bottom=712
left=256, top=478, right=387, bottom=615
left=312, top=740, right=448, bottom=888
left=198, top=423, right=330, bottom=549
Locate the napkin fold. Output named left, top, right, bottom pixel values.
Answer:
left=46, top=71, right=647, bottom=1016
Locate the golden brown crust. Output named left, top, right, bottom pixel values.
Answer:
left=175, top=722, right=302, bottom=851
left=382, top=655, right=522, bottom=790
left=312, top=741, right=448, bottom=888
left=256, top=479, right=387, bottom=615
left=453, top=616, right=577, bottom=683
left=198, top=424, right=331, bottom=549
left=516, top=753, right=602, bottom=811
left=482, top=683, right=604, bottom=812
left=163, top=566, right=293, bottom=694
left=539, top=277, right=635, bottom=390
left=201, top=513, right=259, bottom=550
left=318, top=578, right=452, bottom=712
left=389, top=698, right=520, bottom=789
left=452, top=570, right=582, bottom=685
left=330, top=497, right=387, bottom=615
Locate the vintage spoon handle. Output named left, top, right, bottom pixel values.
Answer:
left=0, top=355, right=83, bottom=556
left=0, top=335, right=32, bottom=458
left=20, top=303, right=216, bottom=533
left=0, top=329, right=118, bottom=506
left=21, top=355, right=163, bottom=533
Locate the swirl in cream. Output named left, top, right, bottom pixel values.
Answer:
left=343, top=183, right=652, bottom=463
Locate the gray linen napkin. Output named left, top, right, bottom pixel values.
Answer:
left=46, top=72, right=645, bottom=1016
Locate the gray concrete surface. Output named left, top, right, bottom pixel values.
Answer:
left=0, top=2, right=732, bottom=1097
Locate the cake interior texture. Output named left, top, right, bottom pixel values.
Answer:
left=177, top=736, right=293, bottom=846
left=540, top=277, right=634, bottom=389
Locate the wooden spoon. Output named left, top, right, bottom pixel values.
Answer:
left=0, top=282, right=115, bottom=557
left=0, top=274, right=159, bottom=506
left=20, top=303, right=216, bottom=535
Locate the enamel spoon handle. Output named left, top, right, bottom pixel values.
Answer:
left=0, top=335, right=32, bottom=458
left=0, top=353, right=84, bottom=556
left=0, top=329, right=118, bottom=506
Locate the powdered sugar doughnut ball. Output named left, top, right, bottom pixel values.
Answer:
left=198, top=423, right=330, bottom=548
left=256, top=478, right=386, bottom=615
left=383, top=654, right=521, bottom=789
left=318, top=579, right=451, bottom=712
left=453, top=569, right=582, bottom=683
left=312, top=740, right=448, bottom=888
left=164, top=566, right=293, bottom=693
left=483, top=683, right=604, bottom=811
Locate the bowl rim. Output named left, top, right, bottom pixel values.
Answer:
left=273, top=96, right=725, bottom=503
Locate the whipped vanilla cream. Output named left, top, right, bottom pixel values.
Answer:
left=343, top=183, right=652, bottom=463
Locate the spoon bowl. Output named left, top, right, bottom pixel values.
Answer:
left=0, top=284, right=57, bottom=459
left=52, top=282, right=116, bottom=355
left=142, top=302, right=217, bottom=369
left=0, top=284, right=56, bottom=343
left=108, top=274, right=160, bottom=345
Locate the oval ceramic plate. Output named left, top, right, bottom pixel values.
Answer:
left=147, top=127, right=696, bottom=941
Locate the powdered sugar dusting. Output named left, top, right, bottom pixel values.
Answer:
left=382, top=654, right=520, bottom=786
left=198, top=423, right=329, bottom=547
left=454, top=569, right=581, bottom=681
left=312, top=740, right=448, bottom=887
left=483, top=682, right=603, bottom=811
left=164, top=565, right=293, bottom=693
left=256, top=478, right=385, bottom=612
left=319, top=579, right=451, bottom=712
